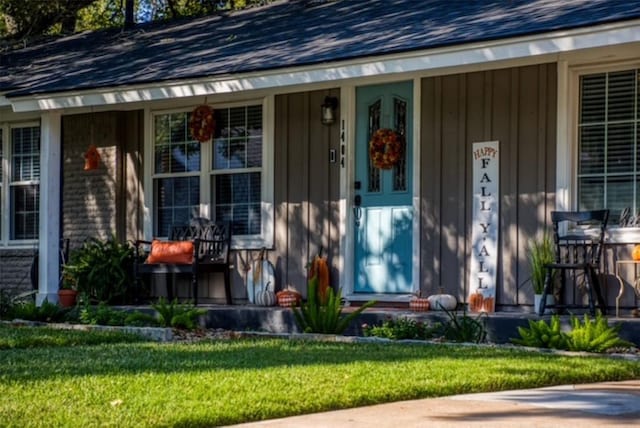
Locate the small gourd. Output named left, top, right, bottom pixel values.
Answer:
left=427, top=288, right=457, bottom=311
left=409, top=292, right=430, bottom=312
left=255, top=282, right=276, bottom=307
left=632, top=244, right=640, bottom=261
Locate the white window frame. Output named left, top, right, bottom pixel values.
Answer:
left=564, top=60, right=640, bottom=243
left=146, top=96, right=274, bottom=249
left=0, top=120, right=41, bottom=247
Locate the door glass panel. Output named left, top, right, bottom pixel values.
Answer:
left=393, top=97, right=407, bottom=192
left=367, top=99, right=381, bottom=193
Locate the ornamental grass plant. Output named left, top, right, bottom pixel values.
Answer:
left=528, top=233, right=556, bottom=294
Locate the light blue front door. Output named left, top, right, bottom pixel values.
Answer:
left=354, top=81, right=413, bottom=293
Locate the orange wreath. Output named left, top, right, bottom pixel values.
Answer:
left=189, top=105, right=215, bottom=142
left=369, top=128, right=404, bottom=169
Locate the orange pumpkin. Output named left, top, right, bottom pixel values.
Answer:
left=482, top=297, right=495, bottom=313
left=632, top=244, right=640, bottom=261
left=469, top=290, right=484, bottom=312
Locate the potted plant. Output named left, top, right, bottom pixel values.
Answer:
left=57, top=273, right=78, bottom=307
left=528, top=234, right=556, bottom=314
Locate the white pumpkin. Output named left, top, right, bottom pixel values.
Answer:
left=427, top=291, right=457, bottom=311
left=255, top=282, right=277, bottom=307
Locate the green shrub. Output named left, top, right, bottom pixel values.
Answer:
left=79, top=302, right=128, bottom=326
left=512, top=314, right=633, bottom=353
left=441, top=306, right=487, bottom=343
left=362, top=317, right=442, bottom=340
left=0, top=289, right=15, bottom=319
left=9, top=299, right=68, bottom=323
left=63, top=236, right=134, bottom=304
left=566, top=314, right=634, bottom=353
left=151, top=297, right=205, bottom=330
left=124, top=311, right=159, bottom=327
left=293, top=276, right=375, bottom=334
left=512, top=315, right=567, bottom=349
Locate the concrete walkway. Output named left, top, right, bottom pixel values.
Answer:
left=230, top=380, right=640, bottom=427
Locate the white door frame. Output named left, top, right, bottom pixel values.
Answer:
left=340, top=77, right=422, bottom=303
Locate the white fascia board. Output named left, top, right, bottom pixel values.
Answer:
left=0, top=94, right=10, bottom=107
left=9, top=19, right=640, bottom=113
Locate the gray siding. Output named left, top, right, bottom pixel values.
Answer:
left=420, top=64, right=557, bottom=309
left=273, top=89, right=342, bottom=297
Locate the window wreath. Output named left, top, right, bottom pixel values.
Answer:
left=369, top=128, right=404, bottom=169
left=189, top=105, right=215, bottom=142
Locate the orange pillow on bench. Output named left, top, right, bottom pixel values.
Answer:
left=145, top=240, right=194, bottom=264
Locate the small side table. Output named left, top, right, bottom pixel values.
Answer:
left=614, top=260, right=640, bottom=317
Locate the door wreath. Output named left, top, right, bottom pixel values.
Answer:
left=369, top=128, right=404, bottom=169
left=189, top=105, right=215, bottom=142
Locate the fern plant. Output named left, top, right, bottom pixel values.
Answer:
left=63, top=236, right=135, bottom=304
left=293, top=276, right=375, bottom=334
left=151, top=297, right=205, bottom=330
left=566, top=314, right=634, bottom=353
left=512, top=315, right=567, bottom=349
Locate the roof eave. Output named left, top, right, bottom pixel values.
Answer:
left=7, top=19, right=640, bottom=113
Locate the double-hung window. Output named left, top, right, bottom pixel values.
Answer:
left=578, top=69, right=639, bottom=219
left=151, top=100, right=272, bottom=248
left=0, top=123, right=41, bottom=243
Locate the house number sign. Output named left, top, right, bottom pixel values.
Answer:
left=469, top=141, right=499, bottom=313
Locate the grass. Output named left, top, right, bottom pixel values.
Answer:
left=1, top=325, right=639, bottom=427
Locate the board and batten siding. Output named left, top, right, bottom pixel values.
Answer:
left=420, top=64, right=557, bottom=310
left=272, top=89, right=341, bottom=298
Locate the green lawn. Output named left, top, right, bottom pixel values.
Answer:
left=1, top=325, right=639, bottom=427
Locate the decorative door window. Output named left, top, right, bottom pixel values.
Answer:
left=367, top=99, right=381, bottom=193
left=366, top=96, right=408, bottom=193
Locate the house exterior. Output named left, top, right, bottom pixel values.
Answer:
left=1, top=0, right=640, bottom=311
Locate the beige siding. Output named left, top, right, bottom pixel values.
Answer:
left=420, top=64, right=557, bottom=309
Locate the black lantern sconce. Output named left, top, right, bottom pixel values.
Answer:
left=321, top=96, right=338, bottom=125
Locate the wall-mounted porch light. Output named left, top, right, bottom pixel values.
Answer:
left=321, top=96, right=338, bottom=125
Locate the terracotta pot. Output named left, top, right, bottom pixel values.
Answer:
left=58, top=289, right=78, bottom=307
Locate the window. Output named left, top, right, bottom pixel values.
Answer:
left=578, top=69, right=639, bottom=219
left=211, top=105, right=263, bottom=236
left=0, top=124, right=40, bottom=243
left=151, top=101, right=272, bottom=248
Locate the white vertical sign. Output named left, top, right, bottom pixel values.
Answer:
left=469, top=141, right=499, bottom=313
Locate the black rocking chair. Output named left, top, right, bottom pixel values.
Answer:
left=538, top=210, right=609, bottom=316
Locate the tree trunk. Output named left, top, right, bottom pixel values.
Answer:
left=124, top=0, right=135, bottom=29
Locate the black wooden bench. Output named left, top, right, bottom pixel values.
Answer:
left=134, top=220, right=232, bottom=305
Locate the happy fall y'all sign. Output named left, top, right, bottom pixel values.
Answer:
left=469, top=141, right=499, bottom=313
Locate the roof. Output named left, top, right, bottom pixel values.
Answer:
left=2, top=0, right=640, bottom=98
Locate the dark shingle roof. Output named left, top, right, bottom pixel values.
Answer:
left=2, top=0, right=640, bottom=98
